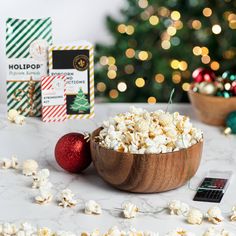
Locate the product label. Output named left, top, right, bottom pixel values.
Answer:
left=7, top=58, right=47, bottom=81
left=6, top=17, right=52, bottom=117
left=49, top=49, right=91, bottom=115
left=73, top=55, right=89, bottom=71
left=50, top=69, right=88, bottom=94
left=42, top=78, right=65, bottom=106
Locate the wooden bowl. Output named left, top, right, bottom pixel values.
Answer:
left=90, top=128, right=203, bottom=193
left=188, top=90, right=236, bottom=126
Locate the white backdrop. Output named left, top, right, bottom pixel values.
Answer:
left=0, top=0, right=124, bottom=103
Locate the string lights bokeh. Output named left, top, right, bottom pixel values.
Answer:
left=95, top=0, right=236, bottom=103
left=149, top=15, right=159, bottom=25
left=155, top=74, right=165, bottom=83
left=135, top=77, right=145, bottom=88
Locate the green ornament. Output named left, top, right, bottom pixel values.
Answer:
left=224, top=111, right=236, bottom=135
left=230, top=74, right=236, bottom=81
left=222, top=71, right=231, bottom=79
left=223, top=91, right=231, bottom=98
left=222, top=71, right=236, bottom=82
left=216, top=91, right=223, bottom=97
left=216, top=91, right=233, bottom=98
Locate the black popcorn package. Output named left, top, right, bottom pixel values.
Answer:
left=48, top=41, right=94, bottom=119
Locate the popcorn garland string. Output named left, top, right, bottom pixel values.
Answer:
left=0, top=157, right=236, bottom=236
left=165, top=88, right=175, bottom=113
left=0, top=222, right=234, bottom=236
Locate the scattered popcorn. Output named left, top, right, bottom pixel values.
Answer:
left=207, top=206, right=224, bottom=224
left=102, top=226, right=159, bottom=236
left=8, top=109, right=19, bottom=122
left=122, top=202, right=139, bottom=219
left=11, top=155, right=19, bottom=169
left=35, top=193, right=53, bottom=205
left=14, top=115, right=25, bottom=125
left=32, top=169, right=50, bottom=189
left=22, top=159, right=38, bottom=176
left=38, top=227, right=52, bottom=236
left=106, top=226, right=125, bottom=236
left=80, top=230, right=100, bottom=236
left=1, top=158, right=12, bottom=169
left=168, top=200, right=190, bottom=216
left=203, top=227, right=233, bottom=236
left=35, top=182, right=53, bottom=205
left=7, top=109, right=26, bottom=125
left=144, top=231, right=159, bottom=236
left=90, top=229, right=100, bottom=236
left=186, top=208, right=203, bottom=225
left=2, top=223, right=18, bottom=235
left=97, top=107, right=203, bottom=154
left=230, top=205, right=236, bottom=221
left=84, top=200, right=102, bottom=215
left=56, top=231, right=76, bottom=236
left=220, top=229, right=234, bottom=236
left=17, top=222, right=37, bottom=236
left=0, top=222, right=234, bottom=236
left=126, top=227, right=143, bottom=236
left=165, top=228, right=195, bottom=236
left=203, top=227, right=216, bottom=236
left=1, top=156, right=19, bottom=169
left=127, top=229, right=141, bottom=236
left=16, top=230, right=25, bottom=236
left=81, top=232, right=90, bottom=236
left=126, top=227, right=159, bottom=236
left=58, top=189, right=77, bottom=208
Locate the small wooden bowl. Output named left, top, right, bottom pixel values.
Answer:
left=90, top=128, right=203, bottom=193
left=188, top=90, right=236, bottom=126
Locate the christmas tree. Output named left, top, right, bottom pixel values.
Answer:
left=71, top=88, right=90, bottom=112
left=95, top=0, right=236, bottom=103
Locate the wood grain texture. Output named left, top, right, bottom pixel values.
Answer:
left=188, top=90, right=236, bottom=126
left=90, top=128, right=203, bottom=193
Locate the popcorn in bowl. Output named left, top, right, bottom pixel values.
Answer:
left=97, top=107, right=203, bottom=154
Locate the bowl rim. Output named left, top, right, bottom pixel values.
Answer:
left=188, top=89, right=236, bottom=101
left=91, top=127, right=203, bottom=157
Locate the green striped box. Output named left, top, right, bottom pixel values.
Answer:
left=6, top=17, right=52, bottom=116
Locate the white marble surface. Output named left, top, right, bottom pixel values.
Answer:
left=0, top=103, right=236, bottom=235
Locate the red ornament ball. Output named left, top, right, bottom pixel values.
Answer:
left=232, top=81, right=236, bottom=95
left=192, top=68, right=216, bottom=83
left=55, top=133, right=91, bottom=173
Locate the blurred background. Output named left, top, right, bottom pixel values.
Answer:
left=95, top=0, right=236, bottom=103
left=0, top=0, right=123, bottom=104
left=1, top=0, right=236, bottom=104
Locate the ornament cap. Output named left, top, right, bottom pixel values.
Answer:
left=224, top=127, right=232, bottom=135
